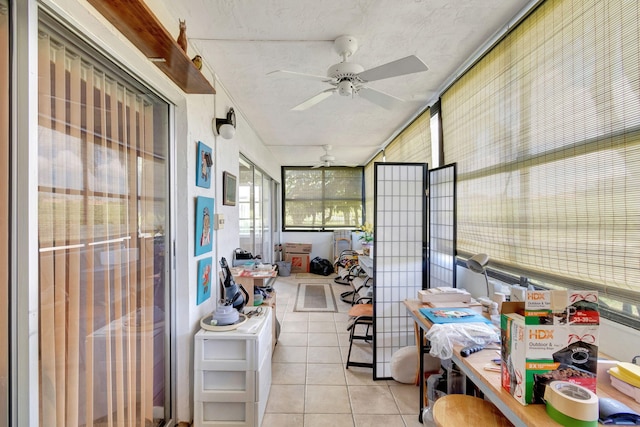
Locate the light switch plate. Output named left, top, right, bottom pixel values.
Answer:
left=214, top=213, right=224, bottom=230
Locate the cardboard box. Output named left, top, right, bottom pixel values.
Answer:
left=285, top=253, right=310, bottom=273
left=284, top=242, right=312, bottom=254
left=500, top=290, right=599, bottom=405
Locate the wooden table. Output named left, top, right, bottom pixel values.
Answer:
left=231, top=266, right=277, bottom=307
left=404, top=299, right=640, bottom=426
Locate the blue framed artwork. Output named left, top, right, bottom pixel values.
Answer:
left=195, top=196, right=214, bottom=256
left=197, top=257, right=213, bottom=305
left=196, top=141, right=212, bottom=188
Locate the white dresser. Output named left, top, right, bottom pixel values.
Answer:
left=194, top=308, right=272, bottom=427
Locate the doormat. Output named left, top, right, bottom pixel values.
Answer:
left=294, top=283, right=337, bottom=312
left=295, top=272, right=336, bottom=279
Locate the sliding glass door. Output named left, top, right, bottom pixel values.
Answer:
left=239, top=156, right=274, bottom=262
left=0, top=1, right=9, bottom=424
left=37, top=19, right=170, bottom=426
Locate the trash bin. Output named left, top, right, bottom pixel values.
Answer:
left=276, top=261, right=291, bottom=277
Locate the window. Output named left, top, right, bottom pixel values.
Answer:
left=442, top=0, right=640, bottom=326
left=283, top=167, right=363, bottom=230
left=38, top=18, right=170, bottom=425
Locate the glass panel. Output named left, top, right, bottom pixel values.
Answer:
left=239, top=157, right=253, bottom=252
left=254, top=169, right=263, bottom=257
left=0, top=1, right=9, bottom=425
left=37, top=23, right=169, bottom=426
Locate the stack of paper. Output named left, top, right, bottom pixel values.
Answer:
left=418, top=287, right=471, bottom=303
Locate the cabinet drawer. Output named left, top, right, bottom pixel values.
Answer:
left=195, top=369, right=256, bottom=402
left=194, top=400, right=258, bottom=427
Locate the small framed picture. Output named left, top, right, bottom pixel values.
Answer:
left=197, top=257, right=212, bottom=305
left=196, top=141, right=212, bottom=188
left=223, top=171, right=237, bottom=206
left=195, top=196, right=214, bottom=256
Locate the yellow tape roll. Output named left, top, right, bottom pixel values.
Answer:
left=544, top=381, right=599, bottom=427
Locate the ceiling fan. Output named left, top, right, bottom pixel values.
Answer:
left=268, top=35, right=428, bottom=111
left=312, top=145, right=352, bottom=168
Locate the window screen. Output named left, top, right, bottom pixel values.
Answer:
left=442, top=0, right=640, bottom=324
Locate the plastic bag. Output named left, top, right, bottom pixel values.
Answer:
left=425, top=322, right=500, bottom=360
left=309, top=257, right=334, bottom=276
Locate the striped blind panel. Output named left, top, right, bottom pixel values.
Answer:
left=442, top=0, right=640, bottom=309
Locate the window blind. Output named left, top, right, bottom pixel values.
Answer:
left=283, top=167, right=363, bottom=230
left=442, top=0, right=640, bottom=321
left=364, top=111, right=431, bottom=222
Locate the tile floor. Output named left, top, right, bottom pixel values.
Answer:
left=261, top=273, right=423, bottom=427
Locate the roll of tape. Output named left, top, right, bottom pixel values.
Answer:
left=544, top=381, right=599, bottom=427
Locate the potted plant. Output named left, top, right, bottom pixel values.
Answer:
left=359, top=222, right=374, bottom=256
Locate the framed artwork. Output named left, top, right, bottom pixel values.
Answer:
left=223, top=171, right=237, bottom=206
left=197, top=257, right=212, bottom=305
left=195, top=196, right=214, bottom=256
left=196, top=141, right=213, bottom=188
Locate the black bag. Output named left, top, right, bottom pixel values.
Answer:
left=310, top=257, right=334, bottom=276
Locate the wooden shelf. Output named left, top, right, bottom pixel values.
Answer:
left=88, top=0, right=215, bottom=94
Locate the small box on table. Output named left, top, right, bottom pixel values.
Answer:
left=500, top=290, right=599, bottom=405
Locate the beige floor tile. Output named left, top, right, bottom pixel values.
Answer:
left=305, top=385, right=352, bottom=413
left=309, top=332, right=339, bottom=347
left=266, top=384, right=305, bottom=413
left=278, top=332, right=309, bottom=346
left=402, top=413, right=429, bottom=427
left=272, top=362, right=306, bottom=385
left=344, top=368, right=377, bottom=386
left=309, top=312, right=337, bottom=322
left=389, top=383, right=420, bottom=414
left=354, top=414, right=407, bottom=427
left=333, top=312, right=350, bottom=322
left=349, top=385, right=400, bottom=414
left=282, top=319, right=309, bottom=333
left=308, top=321, right=337, bottom=333
left=307, top=346, right=343, bottom=364
left=283, top=312, right=310, bottom=322
left=262, top=413, right=305, bottom=427
left=306, top=363, right=346, bottom=385
left=337, top=332, right=351, bottom=347
left=305, top=413, right=355, bottom=427
left=272, top=345, right=307, bottom=363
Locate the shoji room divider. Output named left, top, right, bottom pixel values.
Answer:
left=429, top=164, right=457, bottom=289
left=373, top=162, right=427, bottom=379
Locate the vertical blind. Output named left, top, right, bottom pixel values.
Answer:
left=364, top=111, right=431, bottom=222
left=38, top=24, right=168, bottom=426
left=442, top=0, right=640, bottom=318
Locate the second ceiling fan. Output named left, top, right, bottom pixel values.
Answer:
left=268, top=35, right=429, bottom=111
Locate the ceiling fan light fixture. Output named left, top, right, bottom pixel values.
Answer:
left=214, top=108, right=236, bottom=140
left=337, top=80, right=354, bottom=96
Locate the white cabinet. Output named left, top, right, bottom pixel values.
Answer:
left=194, top=308, right=272, bottom=427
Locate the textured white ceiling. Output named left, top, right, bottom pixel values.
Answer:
left=159, top=0, right=531, bottom=167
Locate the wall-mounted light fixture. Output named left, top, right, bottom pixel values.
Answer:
left=213, top=108, right=236, bottom=140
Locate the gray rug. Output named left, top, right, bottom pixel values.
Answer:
left=294, top=283, right=337, bottom=312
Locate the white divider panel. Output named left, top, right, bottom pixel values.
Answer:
left=373, top=162, right=427, bottom=379
left=429, top=164, right=457, bottom=289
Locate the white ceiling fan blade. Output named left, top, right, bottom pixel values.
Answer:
left=358, top=87, right=405, bottom=110
left=268, top=70, right=335, bottom=83
left=357, top=55, right=428, bottom=83
left=291, top=89, right=336, bottom=111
